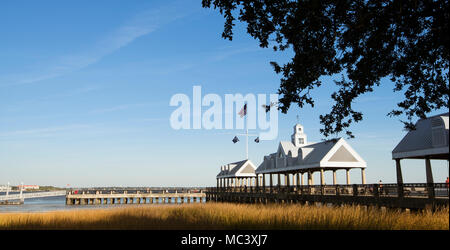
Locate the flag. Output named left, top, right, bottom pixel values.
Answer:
left=232, top=136, right=239, bottom=143
left=238, top=103, right=247, bottom=118
left=262, top=102, right=277, bottom=113
left=254, top=137, right=260, bottom=143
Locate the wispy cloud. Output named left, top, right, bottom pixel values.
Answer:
left=1, top=2, right=191, bottom=87
left=210, top=46, right=264, bottom=62
left=1, top=85, right=101, bottom=113
left=0, top=124, right=92, bottom=138
left=89, top=102, right=157, bottom=114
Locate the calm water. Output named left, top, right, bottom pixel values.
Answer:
left=0, top=192, right=205, bottom=213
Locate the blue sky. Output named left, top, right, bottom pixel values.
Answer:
left=0, top=0, right=448, bottom=187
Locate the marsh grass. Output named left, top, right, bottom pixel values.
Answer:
left=0, top=203, right=448, bottom=230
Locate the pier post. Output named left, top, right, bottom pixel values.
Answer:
left=396, top=159, right=404, bottom=198
left=277, top=174, right=281, bottom=190
left=269, top=174, right=273, bottom=193
left=286, top=173, right=290, bottom=191
left=425, top=157, right=435, bottom=199
left=262, top=174, right=266, bottom=193
left=333, top=170, right=337, bottom=185
left=308, top=171, right=313, bottom=185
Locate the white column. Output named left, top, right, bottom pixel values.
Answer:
left=346, top=169, right=350, bottom=184
left=361, top=168, right=366, bottom=184
left=320, top=169, right=325, bottom=185
left=333, top=170, right=337, bottom=185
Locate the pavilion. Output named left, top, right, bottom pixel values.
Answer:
left=392, top=112, right=449, bottom=198
left=255, top=123, right=367, bottom=189
left=216, top=160, right=257, bottom=189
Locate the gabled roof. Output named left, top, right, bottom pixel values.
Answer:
left=256, top=138, right=366, bottom=174
left=279, top=141, right=299, bottom=157
left=217, top=160, right=256, bottom=178
left=392, top=112, right=449, bottom=159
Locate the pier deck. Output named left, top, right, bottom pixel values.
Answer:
left=66, top=188, right=206, bottom=205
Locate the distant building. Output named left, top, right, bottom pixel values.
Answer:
left=18, top=185, right=40, bottom=190
left=255, top=123, right=367, bottom=186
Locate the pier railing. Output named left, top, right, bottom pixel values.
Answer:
left=207, top=183, right=449, bottom=199
left=66, top=187, right=206, bottom=195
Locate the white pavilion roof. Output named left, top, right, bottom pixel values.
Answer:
left=217, top=159, right=256, bottom=178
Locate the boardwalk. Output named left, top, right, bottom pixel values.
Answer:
left=206, top=183, right=449, bottom=210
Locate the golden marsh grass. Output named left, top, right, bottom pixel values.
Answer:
left=0, top=203, right=448, bottom=230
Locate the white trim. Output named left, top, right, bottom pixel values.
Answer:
left=218, top=160, right=257, bottom=178
left=392, top=146, right=449, bottom=159
left=321, top=138, right=366, bottom=165
left=235, top=161, right=257, bottom=177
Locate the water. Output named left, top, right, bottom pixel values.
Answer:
left=0, top=192, right=206, bottom=213
left=0, top=195, right=69, bottom=213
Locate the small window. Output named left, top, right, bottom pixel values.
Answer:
left=298, top=127, right=302, bottom=132
left=299, top=138, right=304, bottom=144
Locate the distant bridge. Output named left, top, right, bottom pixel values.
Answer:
left=0, top=191, right=66, bottom=202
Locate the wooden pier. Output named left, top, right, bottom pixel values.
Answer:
left=206, top=183, right=449, bottom=210
left=66, top=188, right=206, bottom=205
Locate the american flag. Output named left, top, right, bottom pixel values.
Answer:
left=238, top=103, right=247, bottom=118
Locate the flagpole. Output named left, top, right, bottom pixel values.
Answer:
left=246, top=114, right=248, bottom=160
